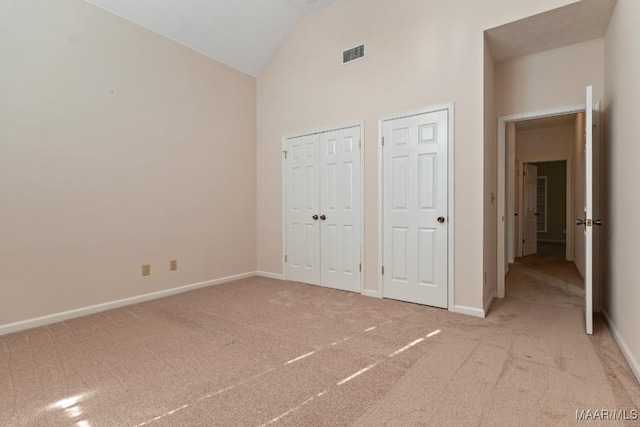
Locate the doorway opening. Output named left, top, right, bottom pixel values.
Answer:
left=497, top=92, right=601, bottom=334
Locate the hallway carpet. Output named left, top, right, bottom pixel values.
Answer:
left=1, top=276, right=638, bottom=426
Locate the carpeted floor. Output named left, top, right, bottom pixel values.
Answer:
left=1, top=272, right=639, bottom=426
left=515, top=242, right=584, bottom=291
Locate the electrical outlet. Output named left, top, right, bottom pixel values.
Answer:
left=142, top=264, right=150, bottom=277
left=170, top=260, right=177, bottom=271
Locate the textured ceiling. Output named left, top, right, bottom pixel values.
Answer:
left=486, top=0, right=617, bottom=63
left=85, top=0, right=339, bottom=76
left=516, top=113, right=577, bottom=131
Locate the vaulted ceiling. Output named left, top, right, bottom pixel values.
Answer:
left=85, top=0, right=339, bottom=77
left=86, top=0, right=617, bottom=77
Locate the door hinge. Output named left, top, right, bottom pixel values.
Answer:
left=283, top=150, right=288, bottom=160
left=381, top=266, right=385, bottom=275
left=359, top=139, right=362, bottom=149
left=284, top=254, right=287, bottom=262
left=381, top=136, right=385, bottom=146
left=359, top=263, right=362, bottom=272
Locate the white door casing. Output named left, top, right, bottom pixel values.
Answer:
left=285, top=133, right=321, bottom=285
left=284, top=125, right=362, bottom=293
left=523, top=163, right=538, bottom=256
left=381, top=110, right=448, bottom=308
left=320, top=127, right=361, bottom=292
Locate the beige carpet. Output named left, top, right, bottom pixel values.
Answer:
left=1, top=274, right=638, bottom=426
left=515, top=242, right=585, bottom=290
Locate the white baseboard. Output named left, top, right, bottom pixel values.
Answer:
left=483, top=291, right=496, bottom=316
left=454, top=304, right=486, bottom=318
left=256, top=271, right=284, bottom=280
left=602, top=310, right=640, bottom=384
left=0, top=271, right=257, bottom=336
left=362, top=289, right=381, bottom=298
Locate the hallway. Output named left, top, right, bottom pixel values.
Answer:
left=508, top=242, right=585, bottom=307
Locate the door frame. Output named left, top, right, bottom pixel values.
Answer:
left=497, top=105, right=584, bottom=298
left=377, top=103, right=455, bottom=310
left=281, top=121, right=365, bottom=294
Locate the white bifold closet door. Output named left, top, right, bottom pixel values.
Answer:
left=286, top=126, right=361, bottom=293
left=285, top=133, right=321, bottom=286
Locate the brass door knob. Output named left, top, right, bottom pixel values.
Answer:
left=320, top=215, right=326, bottom=221
left=312, top=215, right=319, bottom=220
left=437, top=216, right=445, bottom=223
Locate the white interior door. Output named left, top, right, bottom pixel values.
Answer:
left=285, top=134, right=321, bottom=285
left=584, top=86, right=594, bottom=335
left=320, top=127, right=361, bottom=292
left=285, top=126, right=362, bottom=292
left=382, top=110, right=448, bottom=308
left=523, top=163, right=538, bottom=256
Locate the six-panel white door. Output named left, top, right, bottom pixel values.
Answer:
left=523, top=163, right=538, bottom=256
left=285, top=133, right=321, bottom=285
left=382, top=110, right=448, bottom=308
left=585, top=85, right=594, bottom=335
left=320, top=127, right=361, bottom=292
left=285, top=126, right=361, bottom=293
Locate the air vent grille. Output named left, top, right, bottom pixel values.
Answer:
left=343, top=44, right=365, bottom=64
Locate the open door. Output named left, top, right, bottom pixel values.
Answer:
left=584, top=86, right=594, bottom=335
left=523, top=163, right=538, bottom=256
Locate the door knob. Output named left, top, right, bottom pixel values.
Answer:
left=594, top=219, right=603, bottom=226
left=320, top=215, right=326, bottom=221
left=312, top=215, right=318, bottom=220
left=576, top=218, right=585, bottom=226
left=437, top=216, right=445, bottom=223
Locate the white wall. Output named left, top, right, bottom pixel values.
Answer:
left=257, top=0, right=577, bottom=313
left=0, top=0, right=257, bottom=326
left=517, top=125, right=575, bottom=162
left=496, top=38, right=604, bottom=116
left=603, top=0, right=640, bottom=382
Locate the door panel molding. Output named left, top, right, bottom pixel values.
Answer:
left=378, top=103, right=455, bottom=310
left=282, top=122, right=365, bottom=295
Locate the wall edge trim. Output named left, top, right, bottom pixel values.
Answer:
left=454, top=304, right=486, bottom=318
left=0, top=271, right=257, bottom=336
left=256, top=271, right=285, bottom=280
left=484, top=291, right=497, bottom=316
left=362, top=289, right=381, bottom=299
left=602, top=310, right=640, bottom=385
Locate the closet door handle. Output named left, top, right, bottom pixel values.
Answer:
left=312, top=215, right=319, bottom=221
left=320, top=215, right=326, bottom=221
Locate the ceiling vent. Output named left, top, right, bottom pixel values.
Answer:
left=342, top=44, right=365, bottom=64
